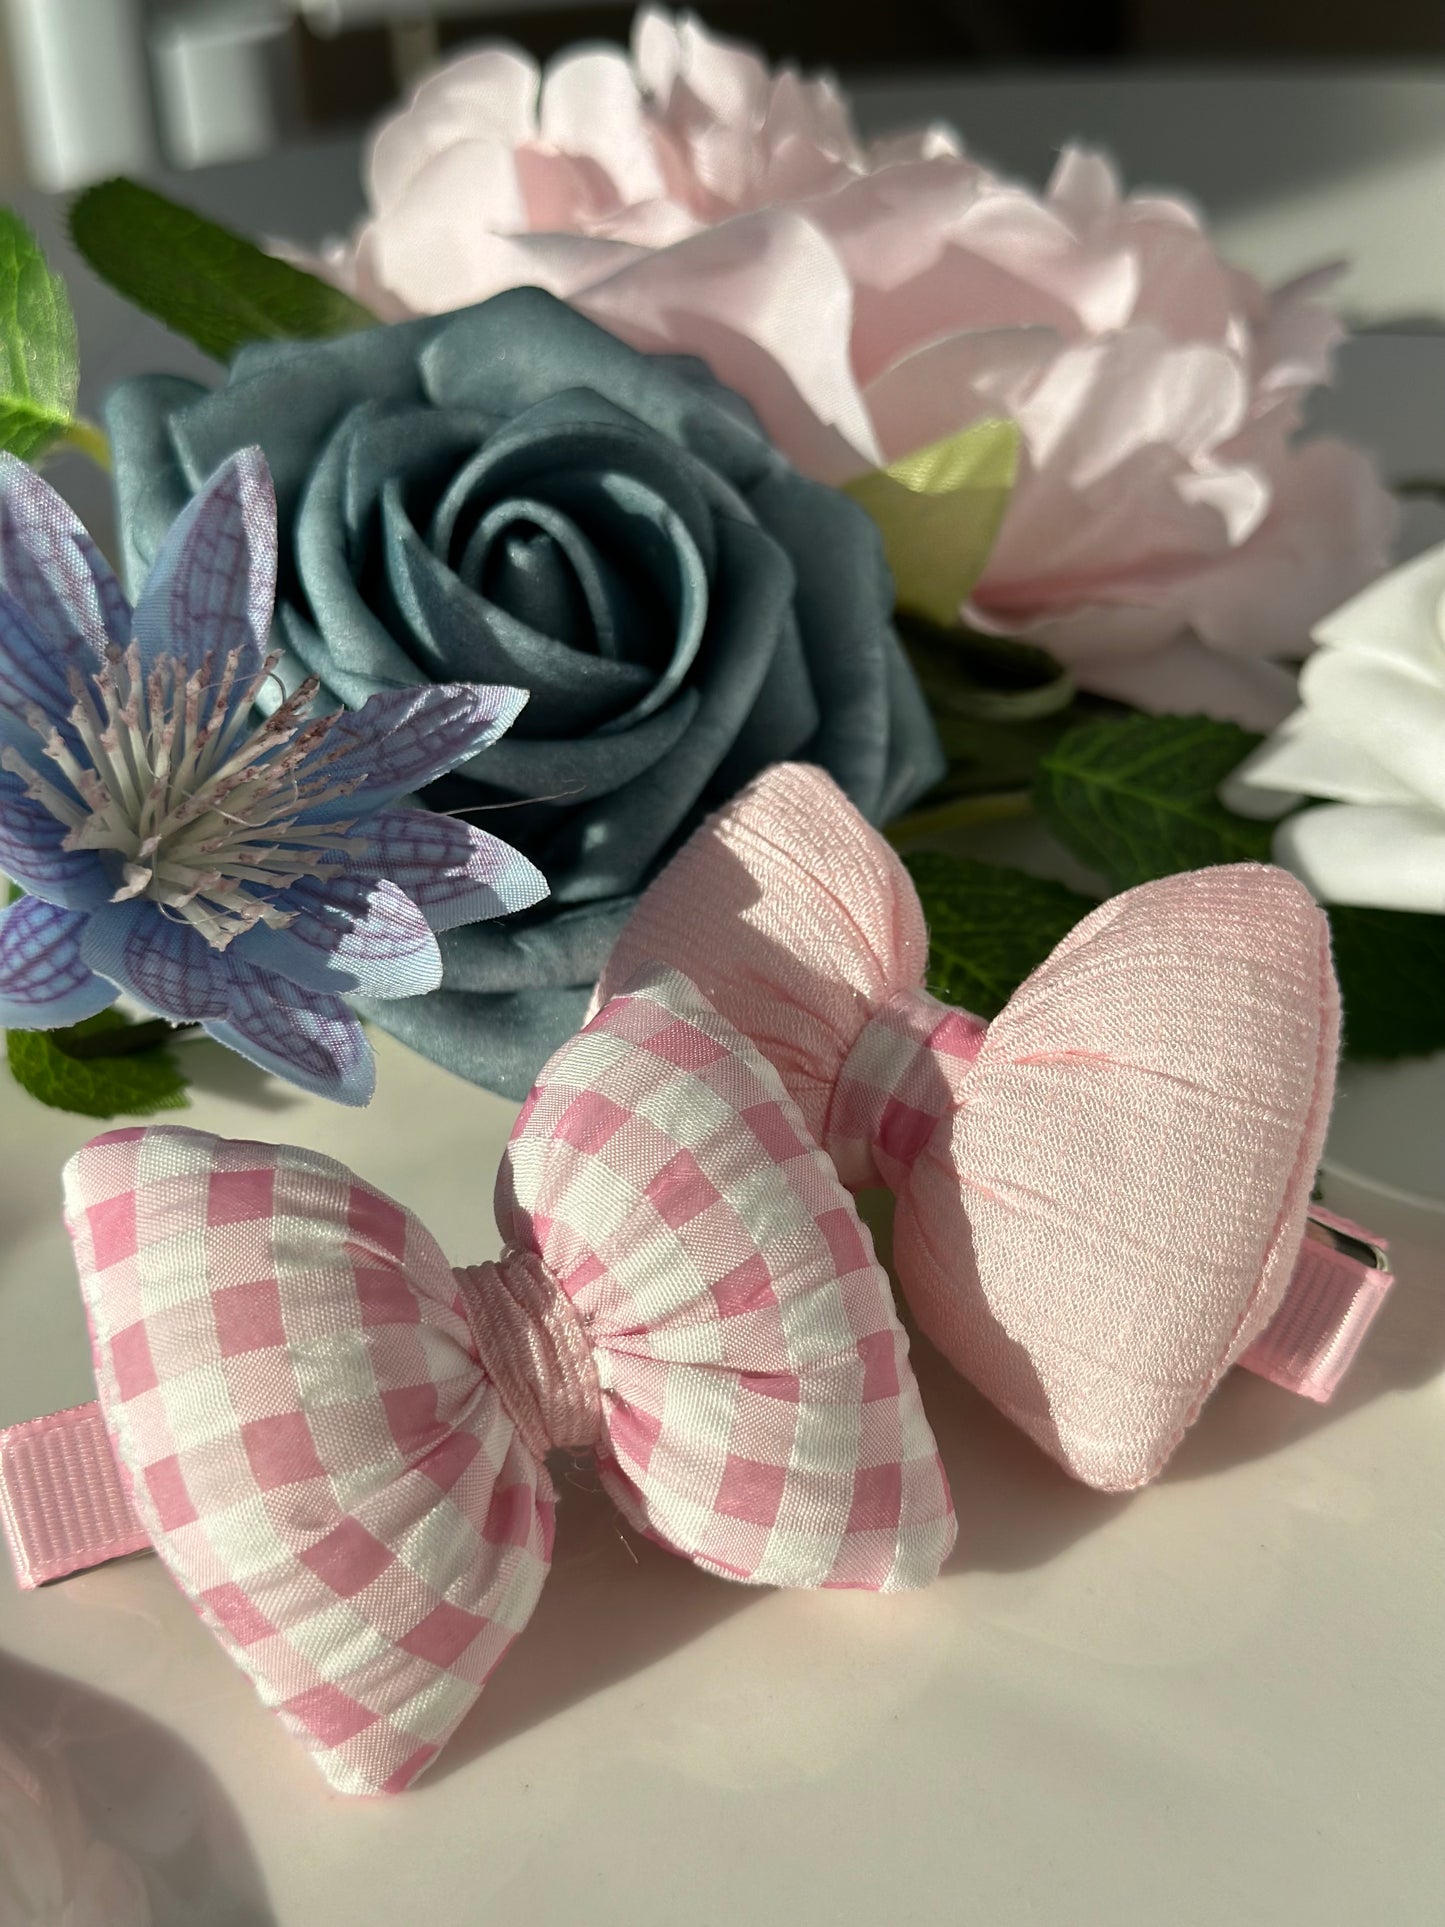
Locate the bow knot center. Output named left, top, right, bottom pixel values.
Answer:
left=453, top=1250, right=603, bottom=1460
left=826, top=987, right=985, bottom=1189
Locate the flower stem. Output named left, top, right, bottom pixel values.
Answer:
left=884, top=789, right=1034, bottom=847
left=62, top=1018, right=198, bottom=1059
left=60, top=417, right=111, bottom=472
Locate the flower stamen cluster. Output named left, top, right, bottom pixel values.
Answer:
left=3, top=643, right=364, bottom=949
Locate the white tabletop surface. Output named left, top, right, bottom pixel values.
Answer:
left=2, top=71, right=1444, bottom=1927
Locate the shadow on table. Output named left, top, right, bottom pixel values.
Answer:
left=1164, top=1222, right=1445, bottom=1484
left=175, top=1037, right=311, bottom=1114
left=432, top=1293, right=1122, bottom=1786
left=437, top=1192, right=1443, bottom=1778
left=0, top=1650, right=274, bottom=1926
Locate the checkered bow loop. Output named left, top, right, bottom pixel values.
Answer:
left=58, top=966, right=954, bottom=1796
left=595, top=766, right=1392, bottom=1495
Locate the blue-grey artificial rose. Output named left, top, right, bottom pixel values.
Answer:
left=106, top=288, right=944, bottom=1098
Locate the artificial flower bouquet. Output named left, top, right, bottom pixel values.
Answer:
left=0, top=2, right=1437, bottom=1124
left=0, top=16, right=1434, bottom=1128
left=0, top=10, right=1416, bottom=1795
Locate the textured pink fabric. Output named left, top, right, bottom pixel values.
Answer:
left=597, top=762, right=1360, bottom=1491
left=827, top=991, right=986, bottom=1190
left=0, top=1404, right=148, bottom=1588
left=39, top=967, right=951, bottom=1795
left=499, top=972, right=952, bottom=1585
left=453, top=1248, right=602, bottom=1460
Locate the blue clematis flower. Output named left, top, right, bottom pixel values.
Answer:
left=0, top=448, right=547, bottom=1104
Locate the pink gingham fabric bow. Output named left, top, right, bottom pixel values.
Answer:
left=0, top=968, right=954, bottom=1796
left=597, top=765, right=1393, bottom=1492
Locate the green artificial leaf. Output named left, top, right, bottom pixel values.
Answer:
left=1034, top=712, right=1272, bottom=887
left=6, top=1009, right=190, bottom=1118
left=930, top=710, right=1079, bottom=797
left=0, top=207, right=80, bottom=460
left=1031, top=713, right=1445, bottom=1063
left=913, top=688, right=1129, bottom=805
left=906, top=850, right=1098, bottom=1019
left=901, top=615, right=1075, bottom=724
left=846, top=420, right=1019, bottom=627
left=1327, top=902, right=1445, bottom=1062
left=69, top=178, right=376, bottom=363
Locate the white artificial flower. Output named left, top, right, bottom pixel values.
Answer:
left=1229, top=541, right=1445, bottom=911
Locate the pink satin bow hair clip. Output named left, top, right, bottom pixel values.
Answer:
left=0, top=968, right=954, bottom=1796
left=597, top=764, right=1394, bottom=1492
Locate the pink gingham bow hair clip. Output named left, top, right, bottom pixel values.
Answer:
left=0, top=968, right=954, bottom=1796
left=597, top=765, right=1394, bottom=1492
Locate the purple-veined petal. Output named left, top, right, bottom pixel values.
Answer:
left=297, top=683, right=528, bottom=815
left=235, top=875, right=443, bottom=997
left=80, top=898, right=233, bottom=1020
left=0, top=585, right=97, bottom=746
left=352, top=806, right=549, bottom=932
left=206, top=962, right=374, bottom=1105
left=0, top=792, right=113, bottom=909
left=131, top=448, right=277, bottom=682
left=0, top=896, right=119, bottom=1028
left=0, top=452, right=130, bottom=677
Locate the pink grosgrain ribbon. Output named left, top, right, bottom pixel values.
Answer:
left=595, top=763, right=1394, bottom=1492
left=0, top=967, right=954, bottom=1797
left=0, top=1403, right=150, bottom=1587
left=1237, top=1206, right=1393, bottom=1404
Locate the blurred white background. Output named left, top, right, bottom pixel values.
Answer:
left=3, top=0, right=1445, bottom=189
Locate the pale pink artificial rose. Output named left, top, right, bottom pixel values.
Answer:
left=309, top=7, right=1397, bottom=728
left=324, top=5, right=956, bottom=317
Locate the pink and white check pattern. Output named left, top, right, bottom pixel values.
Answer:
left=68, top=1124, right=549, bottom=1799
left=504, top=969, right=953, bottom=1590
left=62, top=968, right=953, bottom=1797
